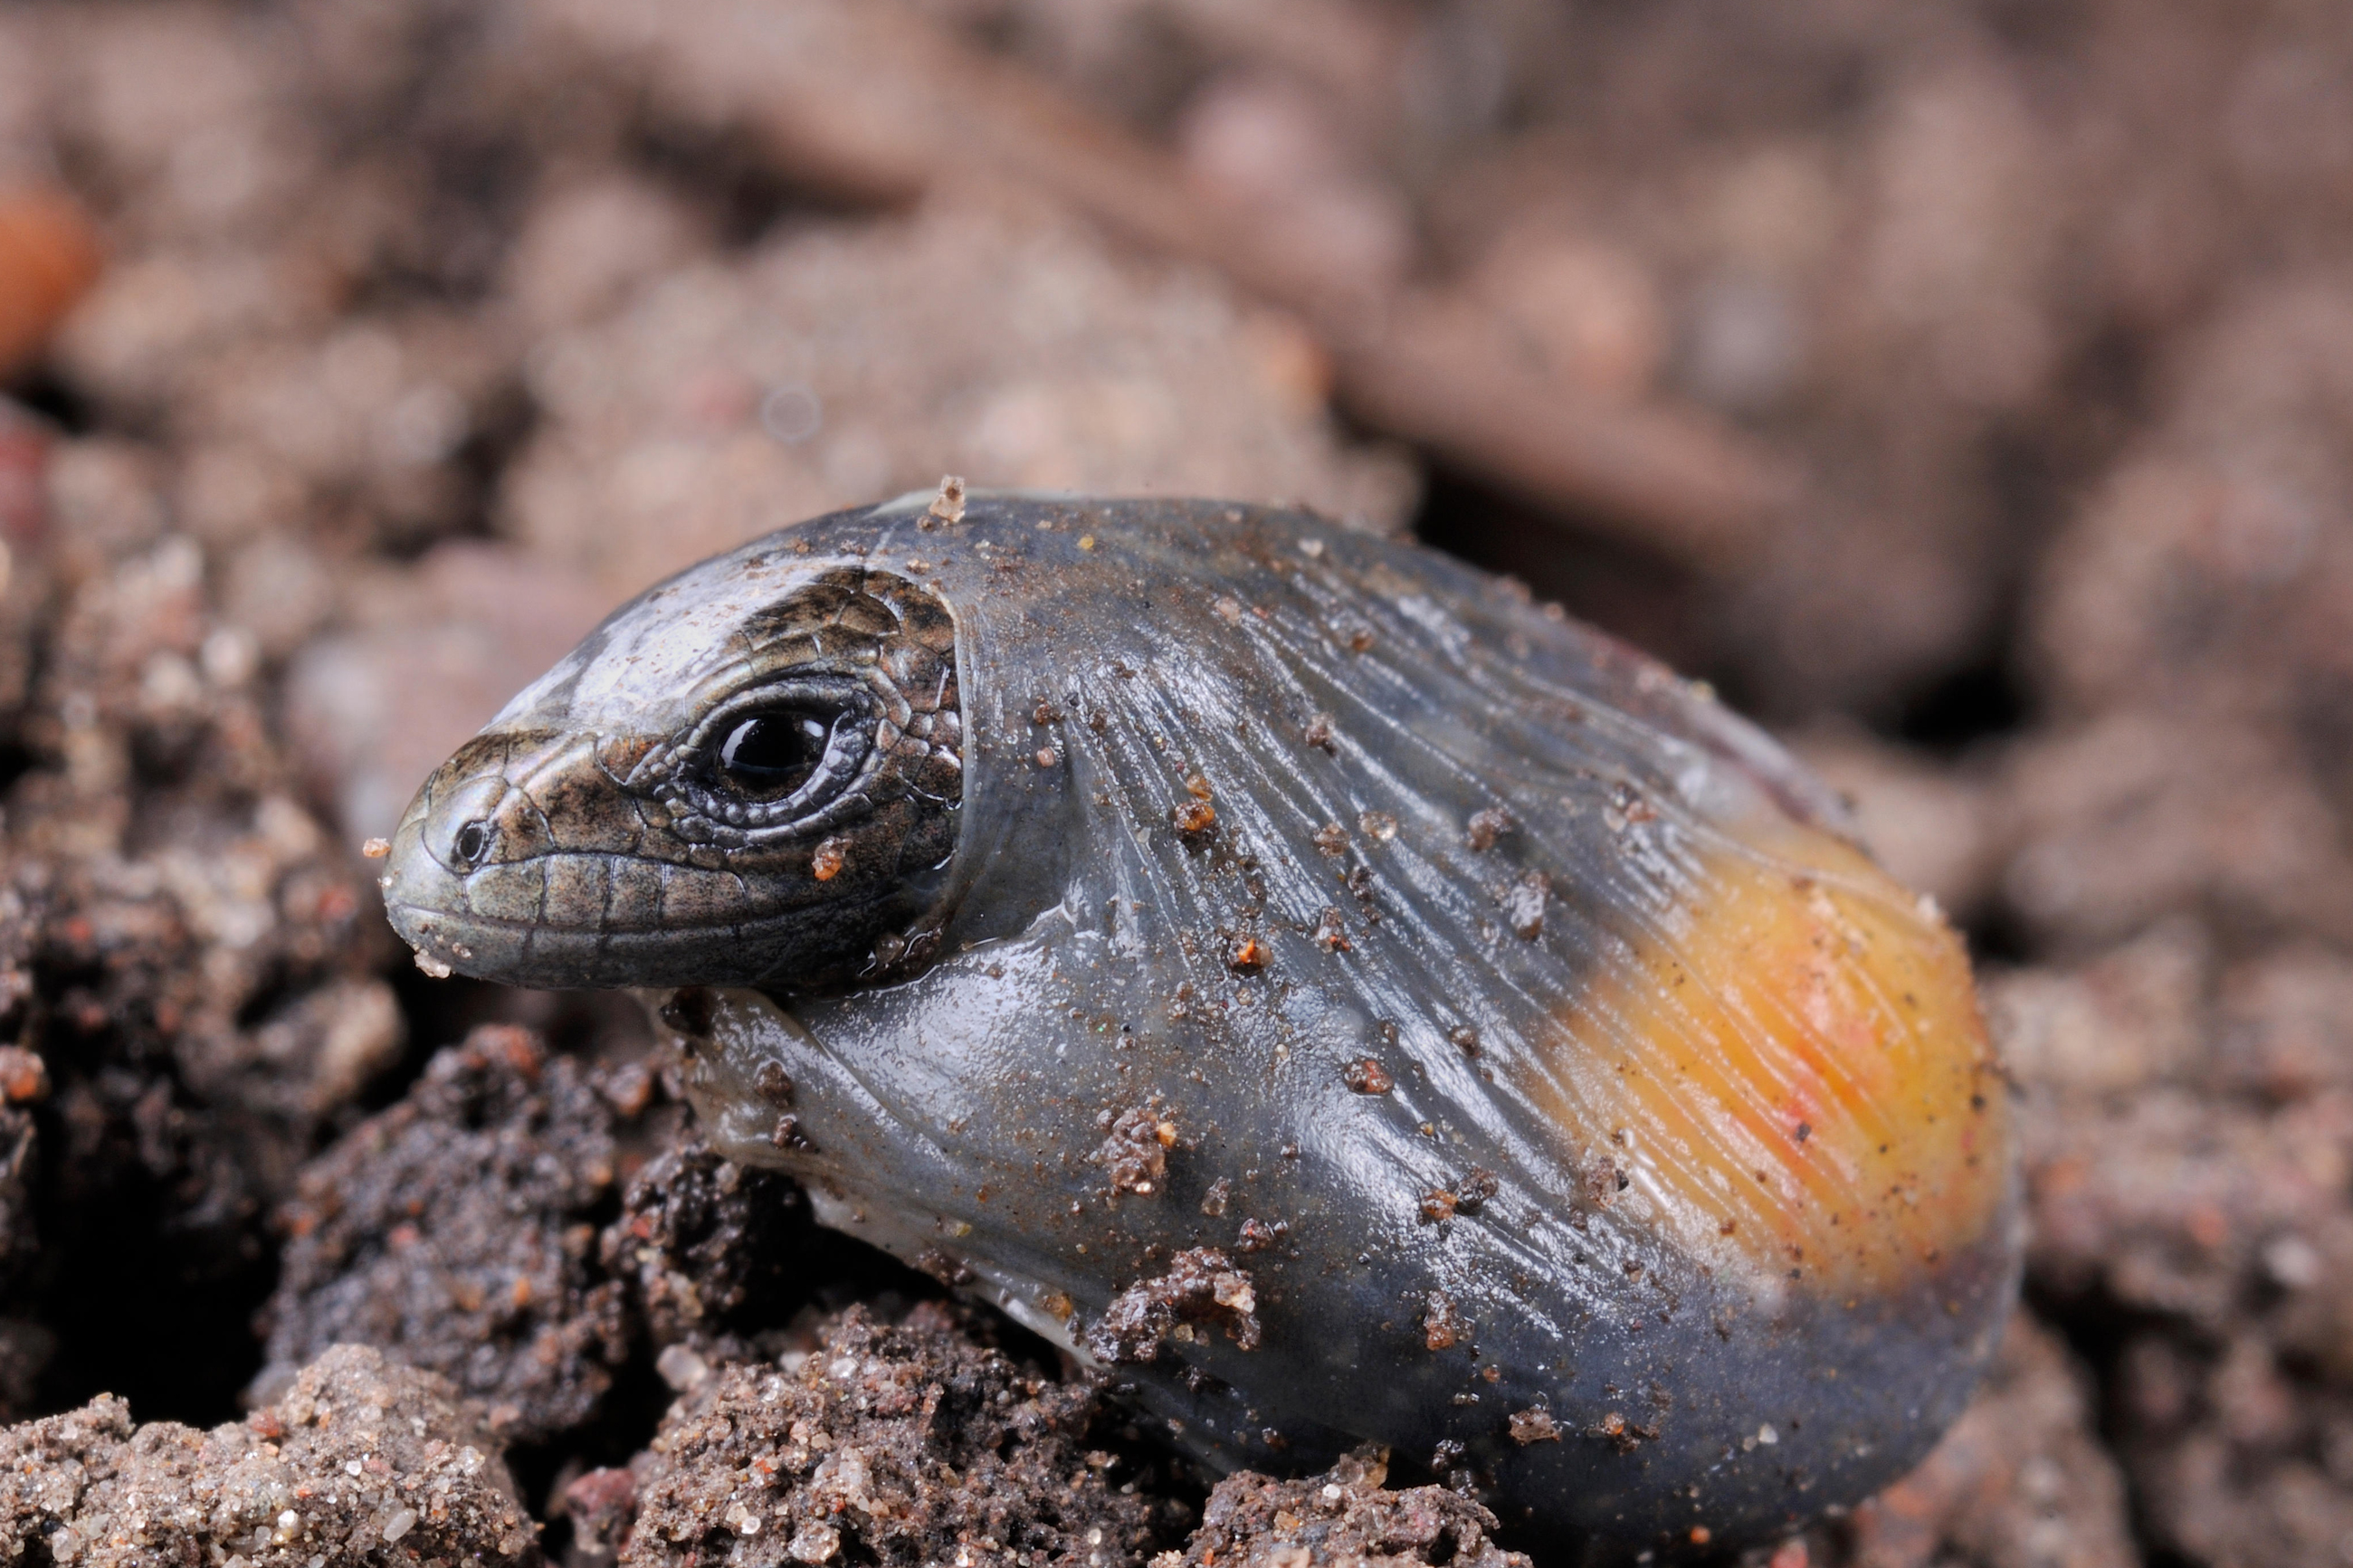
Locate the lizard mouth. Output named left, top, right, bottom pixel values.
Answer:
left=376, top=735, right=816, bottom=988
left=381, top=883, right=858, bottom=991
left=378, top=778, right=805, bottom=988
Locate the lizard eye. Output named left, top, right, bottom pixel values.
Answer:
left=673, top=681, right=878, bottom=834
left=718, top=709, right=837, bottom=801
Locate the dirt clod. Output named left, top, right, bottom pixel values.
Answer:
left=1507, top=1409, right=1558, bottom=1445
left=1095, top=1105, right=1176, bottom=1198
left=1464, top=809, right=1514, bottom=852
left=601, top=1128, right=804, bottom=1354
left=1179, top=1448, right=1527, bottom=1568
left=1420, top=1291, right=1465, bottom=1353
left=624, top=1305, right=1175, bottom=1568
left=259, top=1025, right=633, bottom=1442
left=1086, top=1249, right=1262, bottom=1363
left=0, top=1344, right=538, bottom=1567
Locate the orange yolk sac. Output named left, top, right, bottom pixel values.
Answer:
left=1546, top=826, right=2008, bottom=1307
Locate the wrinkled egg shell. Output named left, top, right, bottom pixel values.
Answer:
left=381, top=494, right=2019, bottom=1565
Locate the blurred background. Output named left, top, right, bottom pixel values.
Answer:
left=1, top=1, right=2351, bottom=1563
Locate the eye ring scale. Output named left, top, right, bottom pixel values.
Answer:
left=380, top=493, right=2019, bottom=1564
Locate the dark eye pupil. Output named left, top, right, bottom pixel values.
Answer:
left=720, top=712, right=831, bottom=797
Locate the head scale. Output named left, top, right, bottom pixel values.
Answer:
left=380, top=559, right=963, bottom=990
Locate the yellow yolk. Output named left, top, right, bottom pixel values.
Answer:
left=1537, top=829, right=2008, bottom=1297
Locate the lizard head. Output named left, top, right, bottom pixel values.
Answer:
left=379, top=549, right=964, bottom=991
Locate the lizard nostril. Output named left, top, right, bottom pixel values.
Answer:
left=452, top=821, right=491, bottom=866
